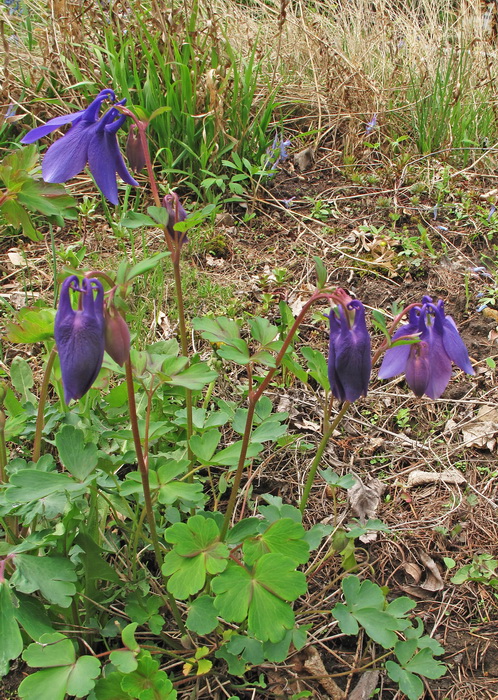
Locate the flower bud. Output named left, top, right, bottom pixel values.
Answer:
left=104, top=306, right=131, bottom=366
left=126, top=125, right=146, bottom=173
left=163, top=192, right=188, bottom=245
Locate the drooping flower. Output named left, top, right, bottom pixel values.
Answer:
left=54, top=275, right=105, bottom=403
left=163, top=192, right=188, bottom=246
left=21, top=90, right=138, bottom=205
left=126, top=124, right=146, bottom=173
left=327, top=292, right=372, bottom=403
left=104, top=304, right=131, bottom=366
left=378, top=296, right=474, bottom=399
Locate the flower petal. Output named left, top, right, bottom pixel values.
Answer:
left=21, top=111, right=87, bottom=143
left=42, top=121, right=95, bottom=183
left=378, top=343, right=411, bottom=379
left=442, top=316, right=475, bottom=374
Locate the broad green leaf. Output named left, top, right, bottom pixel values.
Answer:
left=213, top=554, right=306, bottom=642
left=163, top=516, right=229, bottom=599
left=394, top=639, right=418, bottom=667
left=146, top=205, right=169, bottom=227
left=20, top=634, right=101, bottom=700
left=342, top=576, right=385, bottom=611
left=5, top=470, right=85, bottom=502
left=319, top=469, right=356, bottom=489
left=74, top=533, right=120, bottom=583
left=331, top=603, right=359, bottom=636
left=22, top=633, right=75, bottom=667
left=125, top=252, right=170, bottom=281
left=120, top=651, right=176, bottom=699
left=243, top=518, right=309, bottom=566
left=11, top=554, right=77, bottom=607
left=385, top=661, right=424, bottom=700
left=120, top=212, right=157, bottom=229
left=55, top=425, right=98, bottom=480
left=227, top=635, right=264, bottom=665
left=10, top=356, right=36, bottom=403
left=301, top=346, right=328, bottom=389
left=248, top=317, right=279, bottom=346
left=250, top=417, right=288, bottom=443
left=226, top=518, right=261, bottom=545
left=192, top=317, right=241, bottom=347
left=216, top=343, right=251, bottom=365
left=215, top=646, right=246, bottom=676
left=211, top=440, right=263, bottom=467
left=189, top=429, right=221, bottom=462
left=186, top=596, right=219, bottom=635
left=0, top=582, right=23, bottom=677
left=1, top=198, right=40, bottom=240
left=166, top=362, right=218, bottom=390
left=91, top=671, right=133, bottom=699
left=158, top=481, right=205, bottom=507
left=404, top=647, right=447, bottom=679
left=5, top=307, right=55, bottom=343
left=122, top=623, right=140, bottom=652
left=354, top=609, right=405, bottom=648
left=13, top=592, right=55, bottom=641
left=109, top=650, right=138, bottom=674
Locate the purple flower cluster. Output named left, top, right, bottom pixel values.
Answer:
left=55, top=275, right=130, bottom=403
left=326, top=292, right=474, bottom=403
left=21, top=89, right=138, bottom=205
left=378, top=296, right=474, bottom=399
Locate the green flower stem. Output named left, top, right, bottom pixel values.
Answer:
left=0, top=409, right=6, bottom=484
left=32, top=347, right=57, bottom=463
left=220, top=291, right=333, bottom=540
left=125, top=359, right=186, bottom=633
left=299, top=401, right=350, bottom=514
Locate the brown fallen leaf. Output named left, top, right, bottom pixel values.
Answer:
left=303, top=645, right=346, bottom=699
left=348, top=670, right=380, bottom=700
left=406, top=468, right=466, bottom=488
left=347, top=476, right=386, bottom=542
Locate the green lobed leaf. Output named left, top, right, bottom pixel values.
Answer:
left=109, top=650, right=138, bottom=674
left=243, top=518, right=310, bottom=566
left=10, top=356, right=36, bottom=404
left=0, top=582, right=23, bottom=677
left=13, top=592, right=55, bottom=641
left=189, top=429, right=221, bottom=462
left=5, top=307, right=56, bottom=343
left=313, top=256, right=328, bottom=288
left=248, top=317, right=279, bottom=347
left=121, top=623, right=140, bottom=652
left=5, top=470, right=85, bottom=503
left=120, top=650, right=176, bottom=699
left=166, top=362, right=218, bottom=390
left=212, top=554, right=307, bottom=643
left=55, top=425, right=98, bottom=480
left=124, top=252, right=170, bottom=281
left=227, top=635, right=265, bottom=665
left=211, top=440, right=263, bottom=467
left=11, top=555, right=77, bottom=607
left=163, top=516, right=229, bottom=599
left=186, top=596, right=219, bottom=635
left=385, top=661, right=424, bottom=700
left=192, top=316, right=241, bottom=347
left=120, top=212, right=158, bottom=229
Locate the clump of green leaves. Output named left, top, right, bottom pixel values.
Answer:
left=332, top=576, right=447, bottom=700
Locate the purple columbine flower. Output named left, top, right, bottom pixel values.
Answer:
left=54, top=275, right=105, bottom=403
left=327, top=291, right=372, bottom=403
left=378, top=296, right=474, bottom=399
left=163, top=192, right=188, bottom=246
left=21, top=89, right=138, bottom=205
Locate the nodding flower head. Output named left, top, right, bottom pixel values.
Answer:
left=327, top=291, right=372, bottom=403
left=163, top=192, right=188, bottom=246
left=378, top=296, right=474, bottom=399
left=21, top=90, right=138, bottom=205
left=54, top=275, right=105, bottom=403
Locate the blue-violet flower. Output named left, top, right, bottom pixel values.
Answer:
left=21, top=89, right=138, bottom=205
left=55, top=275, right=105, bottom=403
left=328, top=292, right=372, bottom=403
left=163, top=192, right=188, bottom=246
left=378, top=296, right=474, bottom=398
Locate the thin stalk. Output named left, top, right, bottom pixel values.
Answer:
left=299, top=402, right=350, bottom=514
left=32, top=347, right=57, bottom=463
left=124, top=359, right=186, bottom=633
left=0, top=408, right=6, bottom=484
left=220, top=291, right=333, bottom=540
left=172, top=256, right=194, bottom=475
